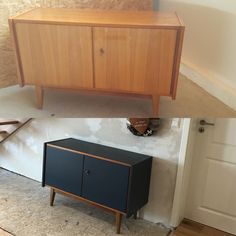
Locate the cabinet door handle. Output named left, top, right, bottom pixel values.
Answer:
left=84, top=170, right=90, bottom=175
left=100, top=48, right=105, bottom=55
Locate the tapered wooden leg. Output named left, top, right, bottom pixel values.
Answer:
left=133, top=211, right=137, bottom=219
left=50, top=188, right=56, bottom=206
left=152, top=95, right=160, bottom=117
left=115, top=212, right=122, bottom=234
left=35, top=86, right=43, bottom=109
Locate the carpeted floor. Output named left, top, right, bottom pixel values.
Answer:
left=0, top=75, right=235, bottom=117
left=0, top=168, right=169, bottom=236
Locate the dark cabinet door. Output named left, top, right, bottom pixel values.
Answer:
left=45, top=146, right=84, bottom=196
left=82, top=156, right=130, bottom=212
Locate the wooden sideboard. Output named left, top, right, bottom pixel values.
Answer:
left=9, top=8, right=184, bottom=116
left=42, top=138, right=152, bottom=234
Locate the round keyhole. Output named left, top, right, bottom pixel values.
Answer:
left=100, top=48, right=105, bottom=54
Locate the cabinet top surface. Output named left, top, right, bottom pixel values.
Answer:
left=46, top=138, right=152, bottom=166
left=11, top=8, right=184, bottom=28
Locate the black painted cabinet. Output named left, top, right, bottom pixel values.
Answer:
left=82, top=155, right=130, bottom=212
left=44, top=146, right=84, bottom=196
left=42, top=138, right=152, bottom=234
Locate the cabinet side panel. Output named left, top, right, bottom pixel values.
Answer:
left=127, top=157, right=152, bottom=217
left=15, top=23, right=94, bottom=88
left=42, top=143, right=47, bottom=187
left=82, top=156, right=130, bottom=212
left=171, top=28, right=185, bottom=99
left=94, top=27, right=177, bottom=95
left=44, top=146, right=84, bottom=196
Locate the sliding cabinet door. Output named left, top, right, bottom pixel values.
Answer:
left=82, top=156, right=129, bottom=212
left=16, top=23, right=94, bottom=88
left=44, top=146, right=84, bottom=196
left=93, top=27, right=177, bottom=95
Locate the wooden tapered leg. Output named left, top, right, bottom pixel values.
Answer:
left=35, top=86, right=43, bottom=109
left=152, top=95, right=160, bottom=117
left=115, top=212, right=122, bottom=234
left=133, top=211, right=137, bottom=220
left=50, top=188, right=56, bottom=206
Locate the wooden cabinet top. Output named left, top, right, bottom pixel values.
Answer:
left=46, top=138, right=152, bottom=166
left=11, top=8, right=184, bottom=29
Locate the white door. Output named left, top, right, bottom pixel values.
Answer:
left=186, top=118, right=236, bottom=235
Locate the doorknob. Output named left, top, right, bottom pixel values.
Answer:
left=199, top=120, right=215, bottom=126
left=198, top=120, right=215, bottom=133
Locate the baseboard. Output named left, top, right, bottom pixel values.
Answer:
left=180, top=62, right=236, bottom=111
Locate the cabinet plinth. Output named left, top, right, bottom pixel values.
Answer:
left=9, top=8, right=185, bottom=116
left=42, top=138, right=153, bottom=234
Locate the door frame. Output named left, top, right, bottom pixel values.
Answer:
left=170, top=118, right=198, bottom=227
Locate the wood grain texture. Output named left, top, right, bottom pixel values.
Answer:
left=12, top=8, right=183, bottom=29
left=15, top=23, right=94, bottom=88
left=2, top=0, right=150, bottom=88
left=50, top=188, right=56, bottom=206
left=172, top=219, right=234, bottom=236
left=152, top=95, right=160, bottom=117
left=35, top=86, right=43, bottom=109
left=171, top=28, right=185, bottom=99
left=116, top=212, right=123, bottom=234
left=94, top=27, right=177, bottom=95
left=10, top=8, right=185, bottom=113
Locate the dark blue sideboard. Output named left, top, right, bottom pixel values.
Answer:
left=42, top=138, right=153, bottom=234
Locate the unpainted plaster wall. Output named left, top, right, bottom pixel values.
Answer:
left=0, top=118, right=183, bottom=226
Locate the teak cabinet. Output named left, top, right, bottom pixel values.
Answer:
left=9, top=8, right=185, bottom=116
left=42, top=138, right=152, bottom=234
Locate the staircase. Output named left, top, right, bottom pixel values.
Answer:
left=0, top=119, right=32, bottom=143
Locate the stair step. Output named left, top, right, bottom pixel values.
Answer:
left=0, top=119, right=32, bottom=144
left=0, top=131, right=8, bottom=135
left=0, top=121, right=20, bottom=126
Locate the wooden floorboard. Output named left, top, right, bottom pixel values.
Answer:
left=171, top=219, right=234, bottom=236
left=0, top=228, right=13, bottom=236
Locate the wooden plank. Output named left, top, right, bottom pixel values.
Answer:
left=0, top=121, right=19, bottom=125
left=11, top=8, right=183, bottom=29
left=0, top=119, right=32, bottom=144
left=0, top=131, right=8, bottom=135
left=49, top=186, right=126, bottom=215
left=172, top=219, right=234, bottom=236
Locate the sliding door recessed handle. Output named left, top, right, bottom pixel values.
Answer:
left=100, top=48, right=105, bottom=54
left=84, top=170, right=90, bottom=175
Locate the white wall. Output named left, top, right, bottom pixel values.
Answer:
left=0, top=118, right=183, bottom=226
left=154, top=0, right=236, bottom=110
left=170, top=118, right=197, bottom=227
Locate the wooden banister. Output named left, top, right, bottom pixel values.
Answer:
left=0, top=131, right=8, bottom=135
left=0, top=121, right=20, bottom=126
left=0, top=119, right=32, bottom=144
